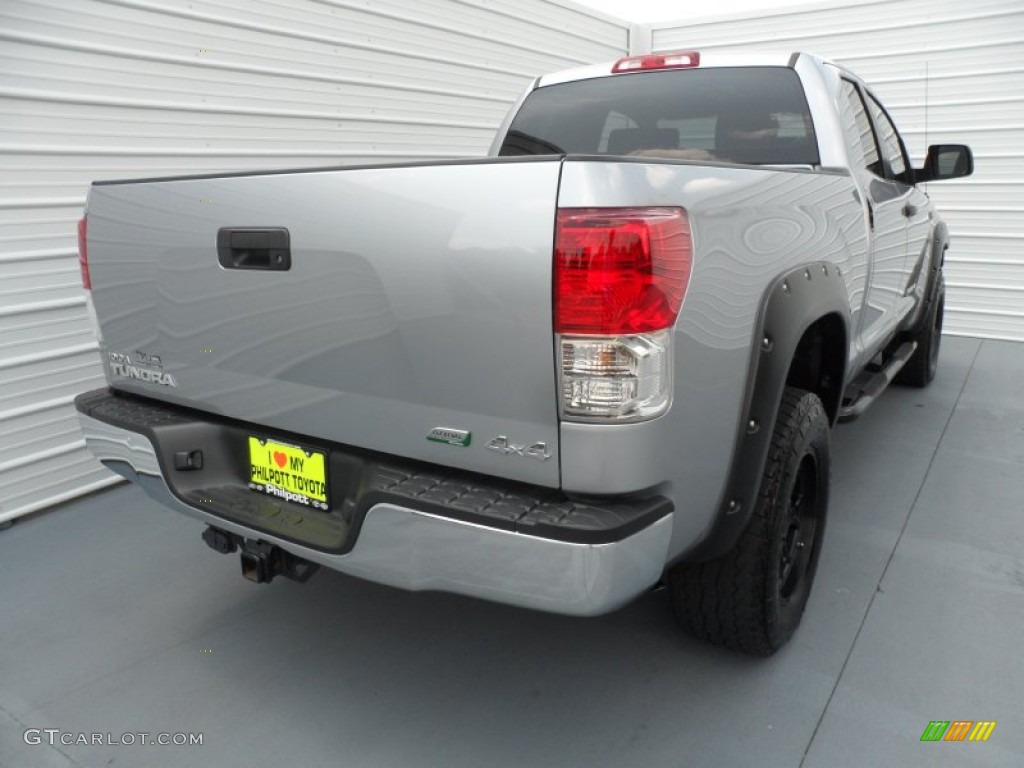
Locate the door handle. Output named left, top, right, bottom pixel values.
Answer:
left=902, top=203, right=918, bottom=218
left=217, top=228, right=290, bottom=270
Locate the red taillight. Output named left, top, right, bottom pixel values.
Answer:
left=555, top=208, right=692, bottom=335
left=77, top=216, right=91, bottom=290
left=612, top=51, right=700, bottom=74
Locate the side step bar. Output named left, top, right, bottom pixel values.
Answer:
left=838, top=341, right=917, bottom=423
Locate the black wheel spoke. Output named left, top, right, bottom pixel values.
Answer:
left=778, top=454, right=819, bottom=600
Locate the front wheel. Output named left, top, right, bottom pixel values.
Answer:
left=668, top=387, right=830, bottom=655
left=896, top=274, right=945, bottom=387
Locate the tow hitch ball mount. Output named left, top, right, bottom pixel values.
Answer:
left=201, top=526, right=319, bottom=584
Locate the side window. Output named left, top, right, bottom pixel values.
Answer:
left=865, top=93, right=908, bottom=181
left=656, top=116, right=716, bottom=150
left=598, top=111, right=638, bottom=153
left=838, top=79, right=883, bottom=177
left=774, top=112, right=812, bottom=139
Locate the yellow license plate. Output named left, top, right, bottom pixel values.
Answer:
left=248, top=436, right=329, bottom=510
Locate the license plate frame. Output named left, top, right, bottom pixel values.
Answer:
left=248, top=436, right=329, bottom=510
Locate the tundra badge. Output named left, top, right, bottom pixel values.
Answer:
left=108, top=350, right=177, bottom=388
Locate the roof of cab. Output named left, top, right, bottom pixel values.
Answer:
left=537, top=51, right=822, bottom=88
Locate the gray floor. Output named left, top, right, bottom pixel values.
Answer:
left=1, top=336, right=1022, bottom=768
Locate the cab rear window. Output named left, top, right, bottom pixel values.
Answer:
left=499, top=67, right=819, bottom=166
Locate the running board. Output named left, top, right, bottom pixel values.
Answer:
left=838, top=341, right=917, bottom=423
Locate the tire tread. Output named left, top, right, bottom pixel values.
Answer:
left=669, top=387, right=828, bottom=655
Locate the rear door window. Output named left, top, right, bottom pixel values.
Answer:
left=837, top=79, right=884, bottom=177
left=865, top=92, right=909, bottom=182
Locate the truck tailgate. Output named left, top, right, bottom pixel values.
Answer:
left=85, top=158, right=562, bottom=487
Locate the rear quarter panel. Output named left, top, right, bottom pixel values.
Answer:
left=557, top=159, right=864, bottom=559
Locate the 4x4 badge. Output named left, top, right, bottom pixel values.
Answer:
left=427, top=427, right=471, bottom=447
left=486, top=436, right=552, bottom=462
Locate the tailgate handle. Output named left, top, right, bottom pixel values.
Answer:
left=217, top=228, right=290, bottom=271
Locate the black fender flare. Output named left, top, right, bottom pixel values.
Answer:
left=680, top=261, right=851, bottom=563
left=904, top=220, right=949, bottom=333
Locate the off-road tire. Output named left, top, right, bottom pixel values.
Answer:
left=895, top=274, right=945, bottom=387
left=669, top=387, right=830, bottom=656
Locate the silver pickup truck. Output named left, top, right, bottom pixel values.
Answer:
left=75, top=51, right=972, bottom=654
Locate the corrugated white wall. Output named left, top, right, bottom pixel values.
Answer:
left=0, top=0, right=630, bottom=522
left=650, top=0, right=1024, bottom=342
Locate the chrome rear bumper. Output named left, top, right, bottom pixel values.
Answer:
left=78, top=409, right=672, bottom=616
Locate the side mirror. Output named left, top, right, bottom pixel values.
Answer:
left=916, top=144, right=973, bottom=183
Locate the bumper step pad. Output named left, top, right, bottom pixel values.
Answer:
left=76, top=388, right=671, bottom=551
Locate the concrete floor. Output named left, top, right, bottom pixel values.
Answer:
left=1, top=336, right=1021, bottom=768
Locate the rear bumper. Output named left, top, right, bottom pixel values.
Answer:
left=76, top=388, right=673, bottom=616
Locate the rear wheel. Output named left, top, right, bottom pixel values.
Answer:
left=896, top=274, right=945, bottom=387
left=668, top=387, right=830, bottom=655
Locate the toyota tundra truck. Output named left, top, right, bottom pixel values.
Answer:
left=74, top=51, right=973, bottom=654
